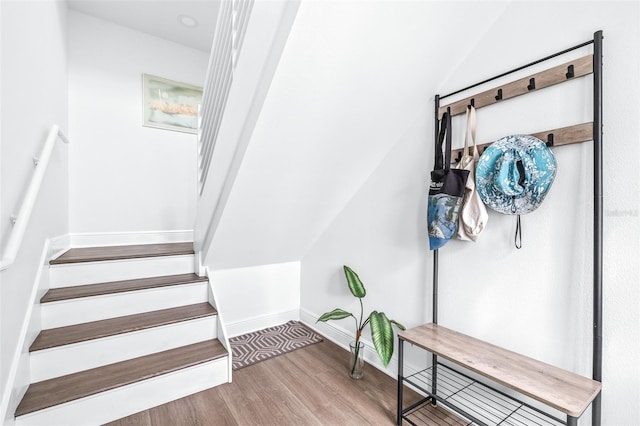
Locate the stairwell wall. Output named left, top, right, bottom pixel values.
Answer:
left=0, top=0, right=69, bottom=421
left=210, top=262, right=301, bottom=337
left=67, top=11, right=208, bottom=236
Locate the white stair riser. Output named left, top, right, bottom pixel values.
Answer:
left=41, top=283, right=209, bottom=328
left=15, top=357, right=229, bottom=426
left=49, top=255, right=195, bottom=288
left=30, top=316, right=218, bottom=382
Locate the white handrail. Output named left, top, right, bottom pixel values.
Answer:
left=0, top=125, right=69, bottom=272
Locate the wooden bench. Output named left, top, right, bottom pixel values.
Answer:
left=397, top=323, right=602, bottom=425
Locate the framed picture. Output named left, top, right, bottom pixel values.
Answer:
left=142, top=74, right=203, bottom=134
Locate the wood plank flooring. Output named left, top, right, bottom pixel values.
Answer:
left=16, top=340, right=226, bottom=417
left=30, top=303, right=216, bottom=352
left=41, top=273, right=208, bottom=303
left=50, top=243, right=194, bottom=265
left=106, top=339, right=457, bottom=425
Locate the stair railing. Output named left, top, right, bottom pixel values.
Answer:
left=0, top=125, right=69, bottom=271
left=198, top=0, right=254, bottom=194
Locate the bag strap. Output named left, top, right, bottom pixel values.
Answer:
left=435, top=110, right=453, bottom=171
left=444, top=111, right=452, bottom=170
left=435, top=111, right=448, bottom=170
left=466, top=106, right=478, bottom=158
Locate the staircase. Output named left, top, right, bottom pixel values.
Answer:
left=13, top=243, right=230, bottom=426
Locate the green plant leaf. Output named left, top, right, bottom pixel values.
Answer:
left=369, top=311, right=394, bottom=366
left=390, top=319, right=406, bottom=331
left=317, top=308, right=353, bottom=323
left=343, top=265, right=366, bottom=298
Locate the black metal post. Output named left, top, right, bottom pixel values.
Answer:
left=432, top=95, right=440, bottom=328
left=592, top=29, right=604, bottom=426
left=433, top=249, right=438, bottom=326
left=397, top=338, right=404, bottom=426
left=431, top=95, right=441, bottom=403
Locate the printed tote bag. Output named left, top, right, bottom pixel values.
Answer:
left=428, top=111, right=469, bottom=250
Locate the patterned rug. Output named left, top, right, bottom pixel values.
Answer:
left=230, top=320, right=323, bottom=370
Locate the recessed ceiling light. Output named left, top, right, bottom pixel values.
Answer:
left=178, top=14, right=198, bottom=28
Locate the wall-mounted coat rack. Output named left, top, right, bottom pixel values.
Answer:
left=447, top=54, right=595, bottom=161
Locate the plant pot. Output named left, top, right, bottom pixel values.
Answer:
left=349, top=341, right=364, bottom=379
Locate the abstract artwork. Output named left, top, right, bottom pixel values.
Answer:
left=142, top=74, right=202, bottom=134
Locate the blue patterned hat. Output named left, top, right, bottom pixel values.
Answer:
left=476, top=135, right=556, bottom=215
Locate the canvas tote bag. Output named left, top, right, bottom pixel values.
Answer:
left=428, top=111, right=469, bottom=250
left=455, top=106, right=488, bottom=241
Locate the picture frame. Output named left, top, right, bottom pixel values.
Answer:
left=142, top=74, right=203, bottom=134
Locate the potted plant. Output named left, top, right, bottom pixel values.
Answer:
left=317, top=265, right=405, bottom=379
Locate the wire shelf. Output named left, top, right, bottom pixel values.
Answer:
left=402, top=364, right=566, bottom=426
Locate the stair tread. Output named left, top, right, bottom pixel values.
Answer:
left=15, top=339, right=226, bottom=417
left=49, top=242, right=195, bottom=265
left=41, top=273, right=208, bottom=303
left=30, top=303, right=217, bottom=352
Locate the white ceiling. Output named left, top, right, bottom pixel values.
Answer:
left=67, top=0, right=220, bottom=52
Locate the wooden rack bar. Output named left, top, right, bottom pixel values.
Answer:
left=439, top=55, right=593, bottom=118
left=451, top=122, right=593, bottom=162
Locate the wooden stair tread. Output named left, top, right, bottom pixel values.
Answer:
left=50, top=242, right=194, bottom=265
left=15, top=339, right=227, bottom=417
left=30, top=303, right=216, bottom=352
left=399, top=323, right=602, bottom=417
left=41, top=273, right=208, bottom=303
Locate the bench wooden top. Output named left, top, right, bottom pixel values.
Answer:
left=399, top=323, right=601, bottom=417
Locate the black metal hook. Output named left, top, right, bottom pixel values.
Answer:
left=546, top=133, right=554, bottom=147
left=566, top=64, right=575, bottom=79
left=495, top=88, right=503, bottom=101
left=527, top=78, right=536, bottom=91
left=455, top=151, right=462, bottom=163
left=468, top=98, right=475, bottom=109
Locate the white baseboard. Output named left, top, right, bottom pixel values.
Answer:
left=226, top=309, right=300, bottom=338
left=299, top=308, right=422, bottom=379
left=68, top=230, right=194, bottom=248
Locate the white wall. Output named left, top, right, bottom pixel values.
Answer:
left=210, top=262, right=300, bottom=337
left=68, top=11, right=208, bottom=235
left=300, top=110, right=432, bottom=372
left=196, top=0, right=301, bottom=266
left=301, top=2, right=639, bottom=425
left=204, top=1, right=510, bottom=270
left=0, top=0, right=68, bottom=420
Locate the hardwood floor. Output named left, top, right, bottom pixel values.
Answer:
left=107, top=339, right=440, bottom=426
